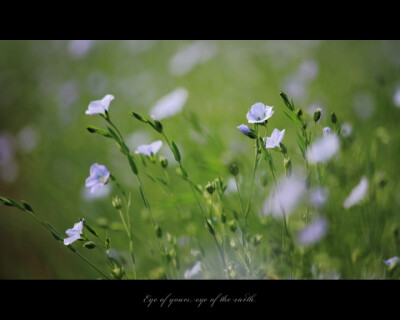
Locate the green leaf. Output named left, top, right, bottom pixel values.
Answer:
left=127, top=155, right=138, bottom=175
left=283, top=110, right=300, bottom=125
left=156, top=177, right=168, bottom=186
left=279, top=91, right=294, bottom=111
left=106, top=126, right=120, bottom=142
left=83, top=241, right=96, bottom=249
left=0, top=196, right=24, bottom=210
left=180, top=165, right=188, bottom=179
left=83, top=220, right=100, bottom=238
left=46, top=222, right=63, bottom=242
left=21, top=200, right=34, bottom=212
left=297, top=132, right=306, bottom=153
left=87, top=125, right=111, bottom=138
left=130, top=112, right=148, bottom=123
left=170, top=141, right=181, bottom=162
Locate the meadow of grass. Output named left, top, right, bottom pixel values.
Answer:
left=0, top=40, right=400, bottom=279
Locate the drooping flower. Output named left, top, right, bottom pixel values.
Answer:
left=307, top=134, right=340, bottom=164
left=383, top=256, right=400, bottom=268
left=184, top=261, right=202, bottom=279
left=246, top=102, right=274, bottom=124
left=150, top=88, right=188, bottom=120
left=135, top=140, right=163, bottom=157
left=64, top=220, right=84, bottom=245
left=85, top=94, right=114, bottom=115
left=323, top=127, right=331, bottom=136
left=85, top=163, right=110, bottom=194
left=265, top=128, right=285, bottom=149
left=343, top=176, right=368, bottom=209
left=297, top=217, right=328, bottom=246
left=263, top=174, right=306, bottom=218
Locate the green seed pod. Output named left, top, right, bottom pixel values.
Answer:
left=83, top=241, right=96, bottom=249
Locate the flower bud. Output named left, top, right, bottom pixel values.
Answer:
left=112, top=196, right=122, bottom=210
left=221, top=212, right=227, bottom=224
left=111, top=266, right=123, bottom=279
left=228, top=220, right=237, bottom=232
left=296, top=108, right=303, bottom=119
left=159, top=156, right=168, bottom=168
left=228, top=162, right=239, bottom=176
left=83, top=241, right=96, bottom=249
left=331, top=112, right=337, bottom=124
left=155, top=225, right=162, bottom=238
left=206, top=182, right=215, bottom=195
left=313, top=108, right=322, bottom=122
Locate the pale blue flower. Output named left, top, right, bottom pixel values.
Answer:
left=383, top=256, right=400, bottom=268
left=64, top=220, right=84, bottom=245
left=184, top=261, right=202, bottom=279
left=85, top=163, right=110, bottom=193
left=309, top=187, right=329, bottom=207
left=323, top=127, right=331, bottom=136
left=85, top=94, right=114, bottom=115
left=135, top=140, right=163, bottom=157
left=150, top=88, right=188, bottom=120
left=265, top=128, right=285, bottom=149
left=246, top=102, right=274, bottom=124
left=297, top=217, right=328, bottom=246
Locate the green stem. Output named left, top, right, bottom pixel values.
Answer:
left=74, top=250, right=110, bottom=279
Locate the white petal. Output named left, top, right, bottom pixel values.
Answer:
left=150, top=88, right=188, bottom=120
left=343, top=176, right=368, bottom=209
left=150, top=140, right=163, bottom=154
left=100, top=94, right=114, bottom=110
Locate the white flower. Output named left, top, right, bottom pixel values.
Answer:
left=297, top=217, right=328, bottom=246
left=246, top=102, right=274, bottom=124
left=340, top=123, right=353, bottom=138
left=135, top=140, right=163, bottom=157
left=184, top=261, right=202, bottom=279
left=265, top=128, right=285, bottom=149
left=343, top=176, right=368, bottom=209
left=307, top=134, right=340, bottom=164
left=85, top=94, right=114, bottom=115
left=323, top=127, right=331, bottom=136
left=310, top=187, right=329, bottom=207
left=263, top=174, right=306, bottom=218
left=150, top=88, right=188, bottom=120
left=64, top=220, right=84, bottom=245
left=383, top=256, right=400, bottom=268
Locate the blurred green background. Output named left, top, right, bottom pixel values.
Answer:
left=1, top=40, right=400, bottom=279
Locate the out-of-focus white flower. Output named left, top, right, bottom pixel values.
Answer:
left=298, top=60, right=319, bottom=82
left=323, top=127, right=331, bottom=136
left=340, top=123, right=353, bottom=138
left=86, top=94, right=114, bottom=115
left=64, top=220, right=84, bottom=245
left=265, top=128, right=285, bottom=149
left=81, top=184, right=111, bottom=201
left=170, top=41, right=217, bottom=76
left=17, top=126, right=39, bottom=153
left=383, top=256, right=400, bottom=268
left=310, top=187, right=329, bottom=207
left=343, top=176, right=368, bottom=209
left=135, top=140, right=163, bottom=157
left=263, top=174, right=306, bottom=218
left=68, top=40, right=95, bottom=59
left=225, top=178, right=237, bottom=194
left=297, top=217, right=328, bottom=246
left=150, top=87, right=188, bottom=120
left=393, top=87, right=400, bottom=108
left=184, top=261, right=202, bottom=279
left=307, top=134, right=340, bottom=164
left=354, top=93, right=375, bottom=120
